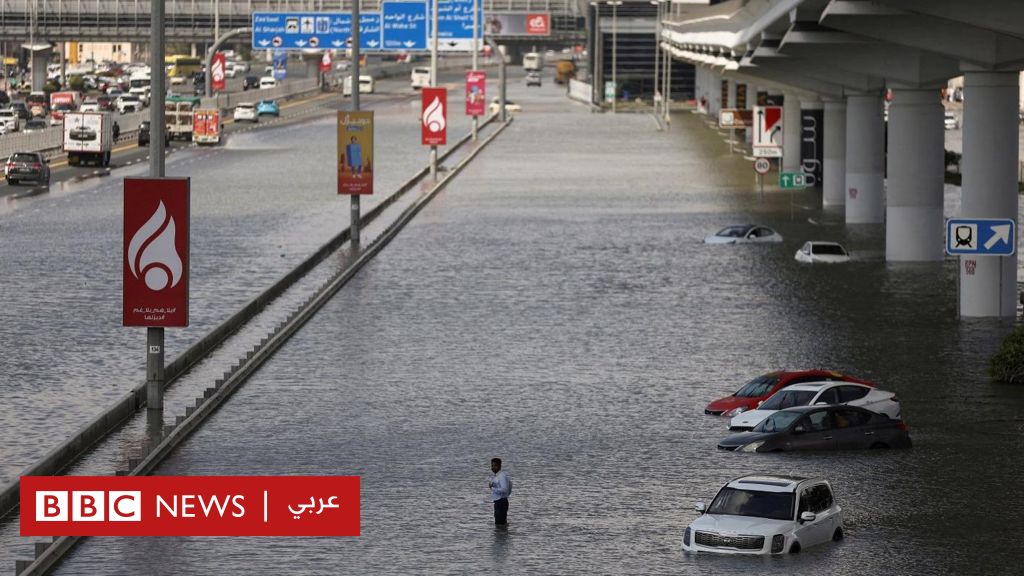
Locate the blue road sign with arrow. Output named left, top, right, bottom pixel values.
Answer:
left=253, top=12, right=351, bottom=50
left=428, top=0, right=484, bottom=51
left=382, top=1, right=429, bottom=51
left=946, top=218, right=1016, bottom=256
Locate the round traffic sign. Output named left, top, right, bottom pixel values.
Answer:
left=753, top=158, right=771, bottom=175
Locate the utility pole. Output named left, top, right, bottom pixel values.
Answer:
left=147, top=0, right=167, bottom=411
left=351, top=0, right=362, bottom=245
left=651, top=0, right=660, bottom=116
left=430, top=0, right=439, bottom=180
left=471, top=0, right=479, bottom=141
left=609, top=1, right=622, bottom=113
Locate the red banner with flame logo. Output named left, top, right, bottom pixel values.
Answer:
left=123, top=177, right=190, bottom=327
left=421, top=88, right=447, bottom=146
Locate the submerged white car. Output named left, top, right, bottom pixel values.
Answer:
left=682, top=475, right=844, bottom=555
left=705, top=225, right=783, bottom=244
left=728, top=381, right=901, bottom=431
left=795, top=241, right=850, bottom=263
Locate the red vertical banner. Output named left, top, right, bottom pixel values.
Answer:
left=421, top=87, right=447, bottom=146
left=337, top=111, right=374, bottom=195
left=211, top=52, right=226, bottom=92
left=465, top=70, right=486, bottom=117
left=123, top=178, right=190, bottom=327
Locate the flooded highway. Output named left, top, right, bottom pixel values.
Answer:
left=26, top=80, right=1024, bottom=574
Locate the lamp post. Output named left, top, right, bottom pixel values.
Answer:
left=650, top=0, right=662, bottom=115
left=608, top=0, right=622, bottom=113
left=589, top=1, right=600, bottom=106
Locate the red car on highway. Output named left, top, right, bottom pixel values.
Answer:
left=704, top=370, right=875, bottom=417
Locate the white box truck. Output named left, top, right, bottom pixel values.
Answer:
left=63, top=112, right=114, bottom=167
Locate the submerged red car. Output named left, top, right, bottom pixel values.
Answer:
left=704, top=370, right=875, bottom=417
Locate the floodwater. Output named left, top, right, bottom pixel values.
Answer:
left=32, top=81, right=1024, bottom=574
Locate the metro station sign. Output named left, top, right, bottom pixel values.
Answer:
left=123, top=178, right=190, bottom=327
left=946, top=218, right=1016, bottom=257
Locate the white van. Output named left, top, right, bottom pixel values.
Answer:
left=410, top=67, right=431, bottom=89
left=259, top=76, right=278, bottom=89
left=343, top=75, right=375, bottom=96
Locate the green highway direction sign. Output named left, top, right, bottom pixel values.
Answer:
left=779, top=172, right=807, bottom=189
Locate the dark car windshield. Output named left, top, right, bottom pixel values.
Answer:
left=734, top=375, right=780, bottom=398
left=753, top=411, right=802, bottom=433
left=11, top=153, right=40, bottom=162
left=708, top=488, right=794, bottom=521
left=716, top=226, right=751, bottom=238
left=760, top=390, right=817, bottom=410
left=812, top=244, right=847, bottom=256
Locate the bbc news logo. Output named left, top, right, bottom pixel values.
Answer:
left=21, top=476, right=359, bottom=537
left=36, top=491, right=141, bottom=522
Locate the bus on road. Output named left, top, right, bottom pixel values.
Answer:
left=165, top=55, right=202, bottom=82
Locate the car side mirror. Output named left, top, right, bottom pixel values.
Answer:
left=793, top=425, right=806, bottom=434
left=799, top=511, right=816, bottom=523
left=694, top=502, right=706, bottom=514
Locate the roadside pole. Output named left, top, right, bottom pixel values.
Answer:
left=147, top=0, right=167, bottom=411
left=471, top=0, right=479, bottom=141
left=351, top=0, right=362, bottom=245
left=430, top=0, right=439, bottom=180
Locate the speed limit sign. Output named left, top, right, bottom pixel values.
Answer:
left=753, top=158, right=771, bottom=175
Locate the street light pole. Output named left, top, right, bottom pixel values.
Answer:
left=430, top=0, right=439, bottom=180
left=589, top=2, right=600, bottom=106
left=609, top=1, right=621, bottom=113
left=471, top=0, right=479, bottom=141
left=147, top=0, right=167, bottom=412
left=351, top=0, right=362, bottom=245
left=650, top=0, right=660, bottom=116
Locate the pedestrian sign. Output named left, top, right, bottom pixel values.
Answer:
left=946, top=218, right=1016, bottom=256
left=753, top=105, right=782, bottom=157
left=779, top=172, right=807, bottom=189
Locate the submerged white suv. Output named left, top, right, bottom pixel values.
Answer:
left=682, top=475, right=844, bottom=555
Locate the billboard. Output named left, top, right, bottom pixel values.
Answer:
left=272, top=49, right=288, bottom=81
left=465, top=70, right=486, bottom=116
left=211, top=52, right=226, bottom=92
left=337, top=111, right=374, bottom=195
left=484, top=12, right=551, bottom=36
left=421, top=88, right=447, bottom=146
left=123, top=178, right=190, bottom=327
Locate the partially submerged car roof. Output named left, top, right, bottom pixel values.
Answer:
left=726, top=475, right=809, bottom=493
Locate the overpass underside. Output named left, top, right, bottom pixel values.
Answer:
left=661, top=0, right=1024, bottom=318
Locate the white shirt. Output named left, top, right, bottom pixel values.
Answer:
left=490, top=470, right=511, bottom=502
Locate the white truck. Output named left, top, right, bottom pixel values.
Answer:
left=63, top=112, right=114, bottom=167
left=128, top=72, right=152, bottom=105
left=523, top=51, right=542, bottom=71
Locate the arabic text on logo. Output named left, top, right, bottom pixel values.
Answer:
left=127, top=201, right=183, bottom=291
left=423, top=97, right=446, bottom=133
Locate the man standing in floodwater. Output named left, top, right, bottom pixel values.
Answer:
left=489, top=458, right=511, bottom=525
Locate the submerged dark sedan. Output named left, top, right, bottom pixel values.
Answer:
left=718, top=405, right=911, bottom=452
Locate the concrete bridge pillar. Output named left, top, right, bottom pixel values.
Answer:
left=959, top=71, right=1020, bottom=317
left=845, top=93, right=885, bottom=223
left=782, top=92, right=801, bottom=173
left=886, top=89, right=944, bottom=261
left=744, top=83, right=756, bottom=144
left=710, top=71, right=722, bottom=116
left=24, top=44, right=53, bottom=92
left=823, top=98, right=847, bottom=206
